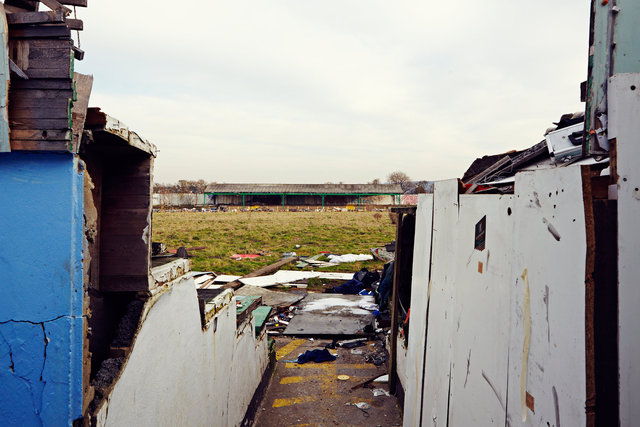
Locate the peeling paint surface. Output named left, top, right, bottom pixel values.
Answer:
left=0, top=152, right=84, bottom=425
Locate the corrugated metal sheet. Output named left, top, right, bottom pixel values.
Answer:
left=204, top=183, right=403, bottom=194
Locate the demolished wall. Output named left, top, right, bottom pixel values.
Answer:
left=92, top=274, right=270, bottom=427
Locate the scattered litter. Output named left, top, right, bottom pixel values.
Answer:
left=283, top=251, right=297, bottom=257
left=372, top=388, right=390, bottom=397
left=337, top=375, right=350, bottom=381
left=359, top=302, right=379, bottom=311
left=351, top=349, right=363, bottom=355
left=231, top=254, right=261, bottom=260
left=240, top=270, right=354, bottom=288
left=340, top=338, right=368, bottom=349
left=327, top=254, right=374, bottom=263
left=370, top=246, right=394, bottom=262
left=373, top=375, right=389, bottom=383
left=213, top=275, right=242, bottom=283
left=295, top=245, right=301, bottom=248
left=346, top=402, right=371, bottom=416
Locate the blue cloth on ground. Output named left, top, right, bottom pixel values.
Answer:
left=296, top=349, right=337, bottom=364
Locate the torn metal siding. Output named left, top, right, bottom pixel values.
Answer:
left=0, top=152, right=85, bottom=424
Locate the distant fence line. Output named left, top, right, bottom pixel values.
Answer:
left=152, top=193, right=418, bottom=207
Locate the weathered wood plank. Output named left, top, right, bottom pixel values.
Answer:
left=4, top=1, right=38, bottom=12
left=10, top=139, right=70, bottom=151
left=10, top=129, right=71, bottom=140
left=65, top=18, right=82, bottom=30
left=71, top=72, right=92, bottom=152
left=9, top=24, right=71, bottom=38
left=9, top=106, right=70, bottom=119
left=72, top=45, right=83, bottom=60
left=11, top=77, right=73, bottom=90
left=60, top=0, right=87, bottom=6
left=10, top=88, right=73, bottom=99
left=10, top=117, right=71, bottom=129
left=39, top=0, right=71, bottom=15
left=10, top=95, right=70, bottom=108
left=6, top=10, right=65, bottom=25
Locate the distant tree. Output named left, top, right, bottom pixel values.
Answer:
left=387, top=171, right=411, bottom=185
left=370, top=178, right=380, bottom=185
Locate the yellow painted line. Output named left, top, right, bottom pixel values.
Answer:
left=280, top=376, right=306, bottom=384
left=276, top=339, right=306, bottom=361
left=285, top=362, right=377, bottom=370
left=272, top=395, right=317, bottom=408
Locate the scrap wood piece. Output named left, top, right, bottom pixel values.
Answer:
left=5, top=10, right=65, bottom=25
left=223, top=257, right=298, bottom=290
left=236, top=296, right=263, bottom=326
left=3, top=1, right=38, bottom=12
left=59, top=0, right=87, bottom=7
left=64, top=17, right=82, bottom=30
left=71, top=72, right=92, bottom=152
left=39, top=0, right=71, bottom=15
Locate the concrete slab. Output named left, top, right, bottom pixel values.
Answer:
left=283, top=294, right=375, bottom=337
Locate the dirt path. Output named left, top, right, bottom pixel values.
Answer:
left=253, top=337, right=403, bottom=427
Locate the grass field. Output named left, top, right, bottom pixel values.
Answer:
left=152, top=211, right=396, bottom=275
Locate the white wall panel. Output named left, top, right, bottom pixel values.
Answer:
left=506, top=167, right=587, bottom=426
left=609, top=72, right=640, bottom=426
left=420, top=180, right=459, bottom=426
left=448, top=195, right=514, bottom=426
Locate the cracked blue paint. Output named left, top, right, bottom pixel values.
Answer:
left=0, top=152, right=85, bottom=425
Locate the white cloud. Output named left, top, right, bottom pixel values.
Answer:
left=75, top=0, right=590, bottom=183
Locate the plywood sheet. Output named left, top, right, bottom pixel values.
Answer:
left=448, top=194, right=514, bottom=426
left=506, top=167, right=587, bottom=426
left=420, top=180, right=459, bottom=426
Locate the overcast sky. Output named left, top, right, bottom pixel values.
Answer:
left=74, top=1, right=590, bottom=184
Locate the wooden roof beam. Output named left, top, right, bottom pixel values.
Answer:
left=59, top=0, right=87, bottom=6
left=5, top=10, right=66, bottom=25
left=39, top=0, right=72, bottom=15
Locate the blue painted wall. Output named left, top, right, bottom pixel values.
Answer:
left=0, top=152, right=84, bottom=425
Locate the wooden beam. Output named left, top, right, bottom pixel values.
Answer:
left=60, top=0, right=87, bottom=6
left=3, top=1, right=38, bottom=12
left=65, top=18, right=82, bottom=30
left=9, top=24, right=71, bottom=38
left=72, top=45, right=83, bottom=60
left=39, top=0, right=71, bottom=15
left=71, top=72, right=92, bottom=152
left=6, top=10, right=65, bottom=25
